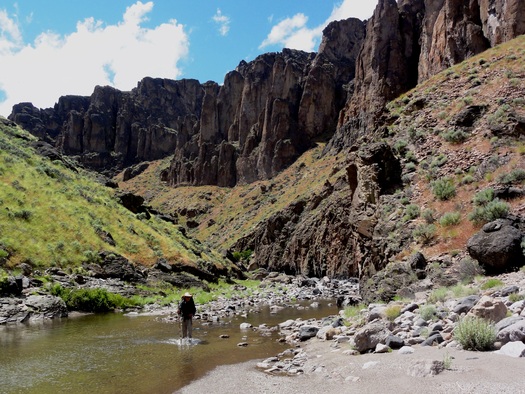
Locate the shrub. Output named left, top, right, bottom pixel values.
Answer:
left=473, top=188, right=494, bottom=206
left=441, top=129, right=469, bottom=144
left=51, top=285, right=134, bottom=312
left=419, top=304, right=437, bottom=321
left=432, top=177, right=456, bottom=201
left=232, top=249, right=253, bottom=262
left=460, top=174, right=475, bottom=185
left=454, top=317, right=496, bottom=351
left=422, top=209, right=436, bottom=224
left=439, top=212, right=461, bottom=227
left=458, top=258, right=484, bottom=283
left=468, top=199, right=510, bottom=225
left=403, top=204, right=420, bottom=221
left=428, top=287, right=449, bottom=303
left=413, top=224, right=436, bottom=245
left=508, top=293, right=525, bottom=303
left=498, top=169, right=525, bottom=185
left=480, top=278, right=504, bottom=290
left=384, top=305, right=402, bottom=321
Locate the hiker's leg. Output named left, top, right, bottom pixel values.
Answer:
left=187, top=318, right=193, bottom=338
left=182, top=319, right=188, bottom=338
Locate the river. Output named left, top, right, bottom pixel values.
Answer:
left=0, top=300, right=337, bottom=394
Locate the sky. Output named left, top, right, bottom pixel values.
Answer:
left=0, top=1, right=378, bottom=117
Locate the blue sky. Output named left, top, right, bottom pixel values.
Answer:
left=0, top=1, right=377, bottom=116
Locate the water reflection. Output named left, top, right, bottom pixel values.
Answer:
left=0, top=300, right=337, bottom=393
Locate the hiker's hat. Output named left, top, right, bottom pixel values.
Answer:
left=183, top=292, right=192, bottom=297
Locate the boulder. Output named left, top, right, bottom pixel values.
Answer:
left=467, top=219, right=524, bottom=274
left=467, top=296, right=507, bottom=323
left=353, top=321, right=390, bottom=353
left=496, top=320, right=525, bottom=344
left=453, top=295, right=481, bottom=314
left=299, top=325, right=319, bottom=341
left=495, top=341, right=525, bottom=358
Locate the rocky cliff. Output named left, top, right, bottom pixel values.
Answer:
left=9, top=19, right=366, bottom=183
left=330, top=0, right=525, bottom=152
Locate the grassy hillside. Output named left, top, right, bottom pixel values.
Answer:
left=118, top=35, right=525, bottom=263
left=0, top=123, right=229, bottom=272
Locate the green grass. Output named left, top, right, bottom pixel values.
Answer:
left=0, top=124, right=230, bottom=273
left=384, top=304, right=402, bottom=321
left=480, top=278, right=504, bottom=290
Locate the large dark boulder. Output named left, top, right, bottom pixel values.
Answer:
left=467, top=219, right=524, bottom=274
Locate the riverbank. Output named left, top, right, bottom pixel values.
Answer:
left=177, top=340, right=525, bottom=394
left=177, top=270, right=525, bottom=393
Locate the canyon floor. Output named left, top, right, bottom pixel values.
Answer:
left=177, top=341, right=525, bottom=394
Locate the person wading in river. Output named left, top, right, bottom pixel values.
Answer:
left=177, top=292, right=196, bottom=338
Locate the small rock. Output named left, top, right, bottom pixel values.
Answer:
left=495, top=341, right=525, bottom=358
left=398, top=346, right=415, bottom=355
left=407, top=360, right=445, bottom=377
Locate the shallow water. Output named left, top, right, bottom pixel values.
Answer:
left=0, top=300, right=337, bottom=394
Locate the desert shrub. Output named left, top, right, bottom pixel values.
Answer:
left=451, top=284, right=478, bottom=298
left=460, top=174, right=475, bottom=185
left=508, top=293, right=525, bottom=303
left=422, top=209, right=436, bottom=224
left=473, top=188, right=494, bottom=206
left=343, top=304, right=366, bottom=320
left=232, top=249, right=253, bottom=262
left=430, top=154, right=448, bottom=168
left=413, top=224, right=436, bottom=245
left=441, top=129, right=469, bottom=144
left=419, top=304, right=437, bottom=321
left=403, top=204, right=420, bottom=221
left=432, top=177, right=456, bottom=201
left=428, top=287, right=449, bottom=303
left=439, top=212, right=461, bottom=227
left=9, top=209, right=33, bottom=221
left=498, top=169, right=525, bottom=185
left=480, top=278, right=504, bottom=290
left=458, top=258, right=484, bottom=282
left=394, top=140, right=408, bottom=155
left=384, top=305, right=402, bottom=321
left=468, top=199, right=510, bottom=225
left=405, top=162, right=417, bottom=172
left=454, top=317, right=496, bottom=351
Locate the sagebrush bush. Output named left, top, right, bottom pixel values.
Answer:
left=419, top=304, right=437, bottom=321
left=428, top=287, right=449, bottom=303
left=454, top=317, right=496, bottom=351
left=432, top=177, right=456, bottom=200
left=498, top=169, right=525, bottom=185
left=384, top=305, right=402, bottom=321
left=413, top=224, right=436, bottom=245
left=468, top=199, right=510, bottom=225
left=458, top=258, right=484, bottom=282
left=439, top=212, right=461, bottom=227
left=441, top=129, right=469, bottom=144
left=403, top=204, right=420, bottom=221
left=473, top=188, right=494, bottom=206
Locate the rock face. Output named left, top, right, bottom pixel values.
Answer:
left=10, top=0, right=524, bottom=183
left=329, top=0, right=525, bottom=152
left=233, top=142, right=402, bottom=278
left=10, top=21, right=365, bottom=185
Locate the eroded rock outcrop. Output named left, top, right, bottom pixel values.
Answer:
left=233, top=142, right=402, bottom=278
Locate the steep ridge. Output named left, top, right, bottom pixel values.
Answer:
left=330, top=0, right=525, bottom=151
left=120, top=35, right=525, bottom=281
left=9, top=19, right=365, bottom=185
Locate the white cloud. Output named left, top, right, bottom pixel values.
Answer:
left=212, top=9, right=230, bottom=36
left=0, top=1, right=189, bottom=116
left=259, top=0, right=377, bottom=52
